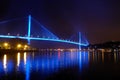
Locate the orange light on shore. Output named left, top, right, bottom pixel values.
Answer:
left=24, top=45, right=28, bottom=50
left=24, top=45, right=28, bottom=48
left=4, top=42, right=8, bottom=47
left=17, top=44, right=21, bottom=48
left=3, top=42, right=9, bottom=49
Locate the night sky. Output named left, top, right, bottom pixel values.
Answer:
left=0, top=0, right=120, bottom=44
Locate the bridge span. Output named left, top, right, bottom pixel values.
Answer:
left=0, top=15, right=89, bottom=47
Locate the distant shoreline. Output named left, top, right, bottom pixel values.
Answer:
left=0, top=49, right=39, bottom=53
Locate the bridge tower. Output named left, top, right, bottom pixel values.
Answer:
left=28, top=15, right=31, bottom=45
left=79, top=32, right=81, bottom=50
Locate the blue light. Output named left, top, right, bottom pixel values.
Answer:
left=29, top=37, right=88, bottom=46
left=79, top=32, right=81, bottom=50
left=78, top=51, right=89, bottom=72
left=0, top=18, right=19, bottom=25
left=0, top=35, right=17, bottom=38
left=7, top=60, right=13, bottom=73
left=78, top=51, right=82, bottom=71
left=32, top=18, right=59, bottom=39
left=0, top=15, right=89, bottom=47
left=0, top=61, right=3, bottom=74
left=0, top=35, right=88, bottom=46
left=26, top=56, right=30, bottom=80
left=28, top=15, right=31, bottom=45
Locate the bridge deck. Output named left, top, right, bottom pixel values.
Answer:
left=0, top=35, right=88, bottom=46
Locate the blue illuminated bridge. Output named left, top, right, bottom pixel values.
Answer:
left=0, top=15, right=89, bottom=47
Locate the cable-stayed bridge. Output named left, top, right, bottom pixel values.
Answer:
left=0, top=15, right=89, bottom=47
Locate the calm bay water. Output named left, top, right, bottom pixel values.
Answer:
left=0, top=50, right=120, bottom=80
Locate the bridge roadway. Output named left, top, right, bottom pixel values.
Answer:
left=0, top=35, right=88, bottom=46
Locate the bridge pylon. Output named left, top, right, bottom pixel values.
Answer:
left=28, top=15, right=31, bottom=45
left=79, top=32, right=81, bottom=50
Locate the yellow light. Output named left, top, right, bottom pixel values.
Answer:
left=24, top=45, right=28, bottom=48
left=17, top=44, right=21, bottom=48
left=4, top=42, right=8, bottom=47
left=24, top=52, right=26, bottom=65
left=24, top=45, right=28, bottom=50
left=17, top=52, right=20, bottom=67
left=3, top=54, right=7, bottom=69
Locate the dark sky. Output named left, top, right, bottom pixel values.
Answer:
left=0, top=0, right=120, bottom=44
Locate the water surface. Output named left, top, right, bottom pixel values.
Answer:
left=0, top=50, right=120, bottom=80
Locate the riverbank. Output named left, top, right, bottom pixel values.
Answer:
left=0, top=49, right=39, bottom=54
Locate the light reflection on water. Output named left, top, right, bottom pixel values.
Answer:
left=3, top=54, right=7, bottom=72
left=17, top=52, right=20, bottom=67
left=0, top=51, right=120, bottom=80
left=24, top=52, right=26, bottom=66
